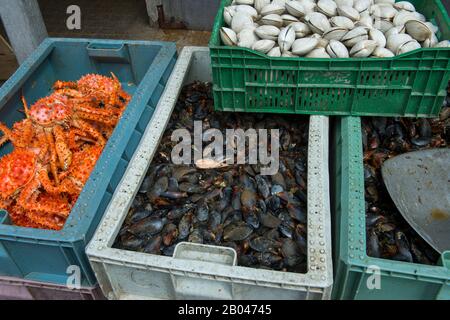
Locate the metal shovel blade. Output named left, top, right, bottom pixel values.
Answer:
left=381, top=148, right=450, bottom=254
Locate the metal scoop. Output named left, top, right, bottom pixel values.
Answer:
left=381, top=148, right=450, bottom=254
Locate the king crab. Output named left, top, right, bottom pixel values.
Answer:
left=19, top=92, right=118, bottom=183
left=53, top=73, right=130, bottom=116
left=0, top=149, right=71, bottom=229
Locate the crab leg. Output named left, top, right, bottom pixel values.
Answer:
left=53, top=125, right=72, bottom=171
left=39, top=169, right=82, bottom=196
left=72, top=119, right=106, bottom=146
left=44, top=129, right=60, bottom=185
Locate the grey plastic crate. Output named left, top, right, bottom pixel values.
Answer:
left=86, top=47, right=333, bottom=300
left=0, top=276, right=104, bottom=300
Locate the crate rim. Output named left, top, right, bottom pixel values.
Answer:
left=0, top=37, right=177, bottom=242
left=337, top=116, right=450, bottom=285
left=87, top=46, right=334, bottom=297
left=209, top=0, right=450, bottom=63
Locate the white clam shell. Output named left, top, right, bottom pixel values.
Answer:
left=372, top=46, right=395, bottom=57
left=236, top=5, right=258, bottom=19
left=405, top=20, right=433, bottom=42
left=281, top=14, right=299, bottom=26
left=385, top=25, right=406, bottom=38
left=278, top=25, right=296, bottom=51
left=305, top=47, right=331, bottom=58
left=298, top=0, right=317, bottom=14
left=326, top=40, right=349, bottom=58
left=305, top=12, right=331, bottom=34
left=285, top=1, right=306, bottom=18
left=369, top=28, right=387, bottom=48
left=371, top=4, right=398, bottom=20
left=356, top=12, right=374, bottom=29
left=393, top=10, right=416, bottom=26
left=342, top=26, right=369, bottom=47
left=387, top=33, right=412, bottom=52
left=397, top=40, right=421, bottom=55
left=261, top=3, right=285, bottom=16
left=374, top=0, right=395, bottom=4
left=281, top=50, right=298, bottom=57
left=255, top=25, right=281, bottom=40
left=375, top=19, right=395, bottom=33
left=290, top=22, right=311, bottom=37
left=422, top=33, right=439, bottom=48
left=317, top=0, right=337, bottom=17
left=231, top=12, right=254, bottom=33
left=323, top=27, right=349, bottom=41
left=238, top=28, right=259, bottom=48
left=394, top=1, right=416, bottom=12
left=336, top=0, right=354, bottom=7
left=413, top=12, right=426, bottom=22
left=350, top=40, right=378, bottom=57
left=330, top=16, right=355, bottom=29
left=260, top=14, right=284, bottom=27
left=224, top=6, right=236, bottom=26
left=254, top=0, right=271, bottom=13
left=252, top=39, right=276, bottom=53
left=425, top=22, right=439, bottom=34
left=311, top=33, right=329, bottom=48
left=235, top=0, right=254, bottom=5
left=354, top=0, right=371, bottom=13
left=267, top=46, right=282, bottom=57
left=292, top=37, right=319, bottom=55
left=434, top=40, right=450, bottom=48
left=337, top=5, right=360, bottom=21
left=220, top=27, right=238, bottom=46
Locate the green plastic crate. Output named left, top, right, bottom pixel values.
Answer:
left=209, top=0, right=450, bottom=117
left=330, top=116, right=450, bottom=300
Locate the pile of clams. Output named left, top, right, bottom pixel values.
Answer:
left=220, top=0, right=450, bottom=58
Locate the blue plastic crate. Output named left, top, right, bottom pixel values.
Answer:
left=0, top=38, right=177, bottom=287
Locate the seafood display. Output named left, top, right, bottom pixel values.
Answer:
left=115, top=82, right=309, bottom=272
left=0, top=74, right=130, bottom=230
left=363, top=104, right=449, bottom=265
left=220, top=0, right=449, bottom=58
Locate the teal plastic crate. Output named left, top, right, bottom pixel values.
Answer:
left=331, top=116, right=450, bottom=300
left=209, top=0, right=450, bottom=117
left=0, top=38, right=176, bottom=287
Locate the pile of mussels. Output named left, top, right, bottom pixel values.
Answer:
left=363, top=100, right=449, bottom=265
left=115, top=82, right=309, bottom=273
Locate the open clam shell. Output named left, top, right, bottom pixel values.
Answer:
left=281, top=14, right=299, bottom=26
left=342, top=26, right=369, bottom=47
left=405, top=19, right=433, bottom=42
left=220, top=27, right=238, bottom=46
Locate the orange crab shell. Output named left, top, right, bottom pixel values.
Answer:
left=28, top=94, right=72, bottom=126
left=0, top=149, right=37, bottom=200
